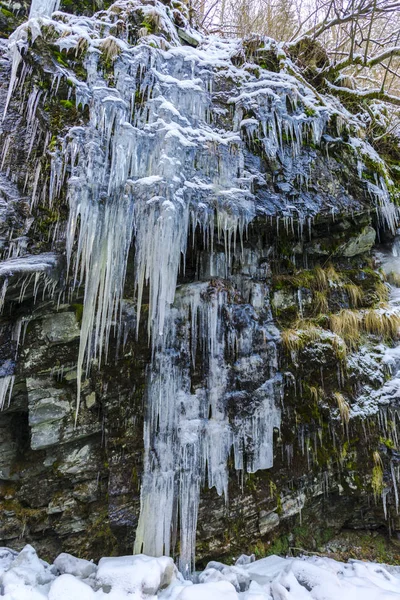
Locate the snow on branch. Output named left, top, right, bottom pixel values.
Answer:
left=326, top=80, right=400, bottom=107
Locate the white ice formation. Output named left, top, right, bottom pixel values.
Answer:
left=1, top=545, right=400, bottom=600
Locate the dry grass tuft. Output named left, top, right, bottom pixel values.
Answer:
left=138, top=27, right=150, bottom=38
left=100, top=37, right=122, bottom=62
left=281, top=329, right=303, bottom=353
left=75, top=36, right=88, bottom=57
left=331, top=336, right=347, bottom=361
left=373, top=450, right=383, bottom=467
left=374, top=280, right=390, bottom=304
left=325, top=264, right=341, bottom=283
left=330, top=309, right=361, bottom=348
left=314, top=266, right=328, bottom=290
left=282, top=321, right=347, bottom=362
left=344, top=283, right=363, bottom=308
left=333, top=391, right=350, bottom=425
left=372, top=451, right=384, bottom=500
left=363, top=310, right=400, bottom=339
left=309, top=385, right=325, bottom=403
left=312, top=290, right=329, bottom=315
left=387, top=271, right=400, bottom=288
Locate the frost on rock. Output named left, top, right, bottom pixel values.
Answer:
left=350, top=238, right=400, bottom=420
left=2, top=0, right=400, bottom=576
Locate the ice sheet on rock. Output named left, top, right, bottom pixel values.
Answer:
left=53, top=553, right=96, bottom=579
left=0, top=253, right=57, bottom=277
left=29, top=0, right=60, bottom=18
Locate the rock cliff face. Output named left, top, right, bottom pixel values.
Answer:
left=1, top=0, right=400, bottom=571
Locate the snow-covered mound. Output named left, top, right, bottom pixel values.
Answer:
left=1, top=545, right=400, bottom=599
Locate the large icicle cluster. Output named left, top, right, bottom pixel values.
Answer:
left=2, top=0, right=400, bottom=574
left=134, top=274, right=281, bottom=574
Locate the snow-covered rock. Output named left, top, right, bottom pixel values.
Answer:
left=48, top=574, right=94, bottom=600
left=1, top=547, right=400, bottom=600
left=52, top=554, right=96, bottom=579
left=96, top=554, right=178, bottom=595
left=175, top=581, right=239, bottom=600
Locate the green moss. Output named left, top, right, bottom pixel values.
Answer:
left=60, top=99, right=75, bottom=110
left=71, top=303, right=84, bottom=325
left=52, top=50, right=69, bottom=68
left=380, top=436, right=396, bottom=450
left=1, top=6, right=13, bottom=18
left=141, top=16, right=154, bottom=33
left=304, top=106, right=316, bottom=117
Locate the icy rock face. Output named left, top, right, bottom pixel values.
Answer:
left=134, top=279, right=281, bottom=573
left=2, top=0, right=400, bottom=573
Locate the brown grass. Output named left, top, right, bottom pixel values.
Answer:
left=100, top=37, right=121, bottom=62
left=312, top=290, right=329, bottom=315
left=330, top=310, right=361, bottom=348
left=281, top=329, right=303, bottom=353
left=325, top=264, right=341, bottom=283
left=344, top=283, right=363, bottom=308
left=333, top=391, right=350, bottom=426
left=387, top=271, right=400, bottom=288
left=374, top=280, right=390, bottom=304
left=282, top=322, right=347, bottom=362
left=363, top=310, right=400, bottom=339
left=309, top=385, right=325, bottom=403
left=314, top=266, right=328, bottom=290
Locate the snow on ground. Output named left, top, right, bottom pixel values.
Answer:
left=1, top=545, right=400, bottom=599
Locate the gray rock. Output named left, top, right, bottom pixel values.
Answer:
left=41, top=313, right=80, bottom=345
left=259, top=510, right=280, bottom=535
left=280, top=493, right=306, bottom=519
left=31, top=421, right=63, bottom=450
left=340, top=225, right=376, bottom=257
left=29, top=398, right=70, bottom=426
left=272, top=290, right=297, bottom=310
left=53, top=552, right=97, bottom=578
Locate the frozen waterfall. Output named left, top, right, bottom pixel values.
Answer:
left=3, top=0, right=400, bottom=575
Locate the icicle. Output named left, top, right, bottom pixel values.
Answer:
left=29, top=0, right=60, bottom=18
left=0, top=280, right=8, bottom=313
left=0, top=375, right=15, bottom=410
left=391, top=461, right=399, bottom=515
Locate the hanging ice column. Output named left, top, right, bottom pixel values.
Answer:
left=134, top=279, right=282, bottom=575
left=54, top=38, right=259, bottom=413
left=29, top=0, right=60, bottom=18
